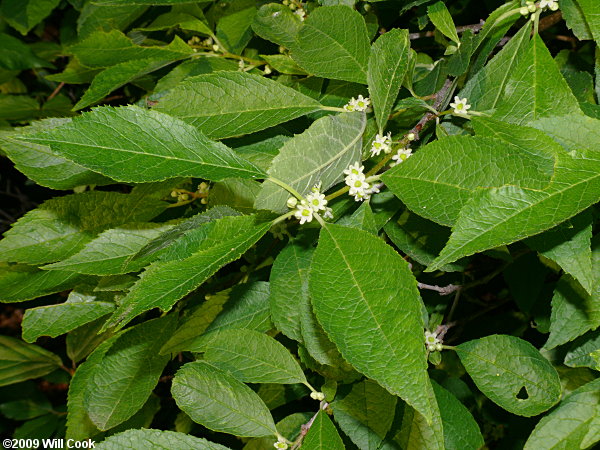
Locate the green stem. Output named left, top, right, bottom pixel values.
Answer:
left=271, top=210, right=295, bottom=226
left=441, top=345, right=456, bottom=351
left=320, top=106, right=348, bottom=113
left=268, top=177, right=304, bottom=200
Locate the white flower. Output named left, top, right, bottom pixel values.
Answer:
left=540, top=0, right=558, bottom=10
left=343, top=162, right=365, bottom=179
left=294, top=201, right=313, bottom=224
left=294, top=8, right=306, bottom=20
left=368, top=184, right=380, bottom=195
left=323, top=207, right=334, bottom=219
left=306, top=191, right=327, bottom=212
left=390, top=148, right=412, bottom=167
left=273, top=440, right=288, bottom=450
left=344, top=95, right=371, bottom=112
left=310, top=391, right=325, bottom=401
left=370, top=132, right=392, bottom=156
left=449, top=96, right=471, bottom=115
left=425, top=330, right=441, bottom=352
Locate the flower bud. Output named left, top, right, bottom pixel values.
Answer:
left=286, top=197, right=298, bottom=208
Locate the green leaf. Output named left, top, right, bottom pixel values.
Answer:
left=171, top=361, right=277, bottom=438
left=331, top=379, right=397, bottom=450
left=291, top=6, right=370, bottom=84
left=270, top=237, right=315, bottom=342
left=42, top=222, right=175, bottom=276
left=384, top=210, right=465, bottom=272
left=0, top=33, right=53, bottom=70
left=95, top=429, right=231, bottom=450
left=129, top=206, right=240, bottom=264
left=85, top=315, right=176, bottom=430
left=396, top=381, right=444, bottom=450
left=367, top=29, right=410, bottom=132
left=0, top=190, right=165, bottom=265
left=381, top=134, right=556, bottom=226
left=74, top=57, right=184, bottom=110
left=529, top=114, right=600, bottom=158
left=19, top=105, right=265, bottom=183
left=0, top=118, right=112, bottom=190
left=431, top=380, right=484, bottom=450
left=574, top=0, right=600, bottom=43
left=0, top=263, right=85, bottom=303
left=105, top=214, right=270, bottom=330
left=255, top=112, right=366, bottom=213
left=0, top=336, right=62, bottom=387
left=302, top=410, right=345, bottom=450
left=429, top=151, right=600, bottom=271
left=215, top=4, right=256, bottom=55
left=526, top=210, right=594, bottom=294
left=0, top=0, right=61, bottom=35
left=561, top=0, right=593, bottom=41
left=0, top=399, right=53, bottom=420
left=22, top=301, right=115, bottom=343
left=336, top=201, right=378, bottom=234
left=309, top=224, right=433, bottom=422
left=524, top=378, right=600, bottom=450
left=456, top=335, right=561, bottom=417
left=91, top=0, right=208, bottom=4
left=427, top=2, right=460, bottom=44
left=185, top=329, right=307, bottom=384
left=209, top=178, right=261, bottom=215
left=565, top=330, right=600, bottom=370
left=154, top=72, right=322, bottom=139
left=66, top=316, right=114, bottom=364
left=68, top=30, right=193, bottom=68
left=545, top=274, right=600, bottom=350
left=261, top=54, right=307, bottom=75
left=493, top=34, right=582, bottom=125
left=252, top=4, right=303, bottom=48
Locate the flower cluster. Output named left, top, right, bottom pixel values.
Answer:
left=370, top=132, right=392, bottom=156
left=344, top=163, right=378, bottom=201
left=425, top=330, right=443, bottom=352
left=273, top=438, right=288, bottom=450
left=310, top=391, right=325, bottom=401
left=390, top=148, right=412, bottom=167
left=282, top=0, right=306, bottom=21
left=344, top=95, right=371, bottom=112
left=540, top=0, right=559, bottom=10
left=520, top=1, right=558, bottom=17
left=449, top=96, right=471, bottom=116
left=291, top=184, right=333, bottom=225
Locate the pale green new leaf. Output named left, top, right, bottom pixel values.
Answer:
left=252, top=4, right=302, bottom=48
left=545, top=274, right=600, bottom=350
left=524, top=378, right=600, bottom=450
left=154, top=72, right=322, bottom=139
left=493, top=34, right=582, bottom=125
left=381, top=134, right=556, bottom=226
left=0, top=0, right=61, bottom=35
left=432, top=381, right=484, bottom=450
left=42, top=222, right=175, bottom=276
left=456, top=335, right=561, bottom=417
left=302, top=411, right=345, bottom=450
left=530, top=114, right=600, bottom=158
left=19, top=105, right=265, bottom=182
left=255, top=112, right=366, bottom=213
left=68, top=30, right=193, bottom=68
left=104, top=214, right=270, bottom=330
left=85, top=316, right=176, bottom=430
left=185, top=329, right=307, bottom=385
left=368, top=29, right=410, bottom=132
left=22, top=302, right=115, bottom=343
left=331, top=379, right=397, bottom=450
left=0, top=118, right=111, bottom=190
left=309, top=224, right=434, bottom=422
left=0, top=264, right=84, bottom=303
left=95, top=429, right=231, bottom=450
left=0, top=190, right=166, bottom=265
left=74, top=58, right=183, bottom=110
left=270, top=237, right=314, bottom=342
left=0, top=336, right=62, bottom=387
left=291, top=6, right=370, bottom=84
left=427, top=2, right=460, bottom=44
left=171, top=361, right=277, bottom=438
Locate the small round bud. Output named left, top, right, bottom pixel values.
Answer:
left=427, top=344, right=437, bottom=352
left=212, top=44, right=220, bottom=52
left=286, top=197, right=298, bottom=208
left=200, top=198, right=208, bottom=205
left=519, top=6, right=529, bottom=15
left=407, top=132, right=416, bottom=141
left=264, top=65, right=272, bottom=75
left=435, top=343, right=443, bottom=352
left=278, top=46, right=286, bottom=54
left=528, top=3, right=537, bottom=12
left=310, top=391, right=325, bottom=401
left=549, top=3, right=559, bottom=11
left=179, top=193, right=189, bottom=201
left=170, top=190, right=178, bottom=198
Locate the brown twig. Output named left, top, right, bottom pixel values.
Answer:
left=409, top=21, right=485, bottom=40
left=291, top=402, right=329, bottom=449
left=418, top=282, right=461, bottom=296
left=46, top=82, right=64, bottom=101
